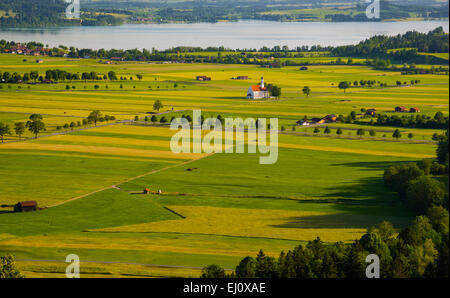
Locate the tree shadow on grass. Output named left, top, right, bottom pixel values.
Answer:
left=300, top=160, right=415, bottom=218
left=331, top=160, right=419, bottom=172
left=270, top=213, right=411, bottom=230
left=322, top=160, right=412, bottom=203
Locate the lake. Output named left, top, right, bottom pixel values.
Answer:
left=1, top=20, right=448, bottom=50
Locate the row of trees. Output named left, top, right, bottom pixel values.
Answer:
left=0, top=70, right=123, bottom=84
left=0, top=110, right=115, bottom=142
left=56, top=114, right=116, bottom=131
left=362, top=112, right=449, bottom=130
left=307, top=126, right=412, bottom=140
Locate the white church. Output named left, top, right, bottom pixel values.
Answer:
left=247, top=77, right=270, bottom=100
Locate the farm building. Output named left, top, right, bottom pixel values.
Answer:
left=196, top=76, right=211, bottom=81
left=232, top=76, right=249, bottom=80
left=323, top=114, right=337, bottom=123
left=300, top=66, right=308, bottom=71
left=36, top=59, right=44, bottom=63
left=309, top=115, right=337, bottom=125
left=14, top=201, right=39, bottom=212
left=410, top=107, right=421, bottom=113
left=143, top=188, right=150, bottom=194
left=395, top=106, right=406, bottom=112
left=247, top=77, right=270, bottom=100
left=365, top=109, right=377, bottom=116
left=296, top=120, right=311, bottom=126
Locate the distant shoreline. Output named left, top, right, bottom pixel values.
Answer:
left=1, top=18, right=449, bottom=30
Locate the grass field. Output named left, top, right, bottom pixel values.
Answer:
left=0, top=53, right=447, bottom=277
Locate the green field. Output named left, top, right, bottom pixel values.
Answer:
left=0, top=53, right=447, bottom=277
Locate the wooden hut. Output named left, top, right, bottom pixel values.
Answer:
left=14, top=201, right=38, bottom=212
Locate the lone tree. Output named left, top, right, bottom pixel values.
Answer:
left=153, top=100, right=163, bottom=112
left=14, top=122, right=25, bottom=140
left=338, top=81, right=351, bottom=93
left=26, top=114, right=46, bottom=139
left=88, top=110, right=103, bottom=126
left=336, top=128, right=343, bottom=136
left=393, top=129, right=402, bottom=140
left=107, top=71, right=117, bottom=81
left=324, top=126, right=331, bottom=134
left=369, top=129, right=376, bottom=137
left=136, top=74, right=143, bottom=80
left=302, top=86, right=311, bottom=96
left=0, top=122, right=11, bottom=143
left=357, top=128, right=365, bottom=137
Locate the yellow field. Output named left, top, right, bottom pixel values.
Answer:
left=95, top=205, right=410, bottom=243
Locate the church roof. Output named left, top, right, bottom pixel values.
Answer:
left=250, top=85, right=267, bottom=92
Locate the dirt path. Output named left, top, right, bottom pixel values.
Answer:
left=47, top=153, right=213, bottom=208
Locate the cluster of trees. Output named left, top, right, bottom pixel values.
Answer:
left=265, top=84, right=282, bottom=98
left=141, top=115, right=169, bottom=124
left=0, top=255, right=22, bottom=278
left=385, top=129, right=449, bottom=211
left=0, top=114, right=46, bottom=142
left=332, top=27, right=449, bottom=57
left=363, top=112, right=449, bottom=130
left=202, top=133, right=449, bottom=278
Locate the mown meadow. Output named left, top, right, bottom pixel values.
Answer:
left=0, top=52, right=447, bottom=277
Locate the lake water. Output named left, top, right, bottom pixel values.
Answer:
left=1, top=20, right=448, bottom=50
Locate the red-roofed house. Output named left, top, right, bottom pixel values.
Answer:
left=247, top=77, right=270, bottom=100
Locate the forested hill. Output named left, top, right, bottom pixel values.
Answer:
left=0, top=0, right=123, bottom=28
left=0, top=0, right=448, bottom=28
left=0, top=0, right=79, bottom=27
left=332, top=27, right=449, bottom=56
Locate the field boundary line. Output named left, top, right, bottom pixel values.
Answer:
left=15, top=258, right=233, bottom=271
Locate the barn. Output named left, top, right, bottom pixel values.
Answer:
left=14, top=201, right=39, bottom=212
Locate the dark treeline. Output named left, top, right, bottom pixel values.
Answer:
left=360, top=112, right=450, bottom=130
left=0, top=0, right=123, bottom=28
left=0, top=0, right=80, bottom=28
left=332, top=27, right=449, bottom=56
left=202, top=132, right=449, bottom=278
left=0, top=69, right=119, bottom=83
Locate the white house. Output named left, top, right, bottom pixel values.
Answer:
left=247, top=77, right=270, bottom=100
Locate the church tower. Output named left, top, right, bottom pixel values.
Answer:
left=260, top=77, right=265, bottom=89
